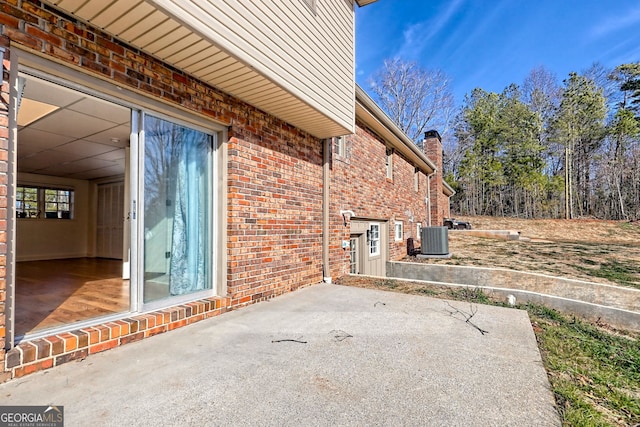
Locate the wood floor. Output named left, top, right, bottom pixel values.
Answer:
left=15, top=258, right=129, bottom=337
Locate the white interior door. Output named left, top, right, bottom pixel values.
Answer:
left=96, top=181, right=125, bottom=259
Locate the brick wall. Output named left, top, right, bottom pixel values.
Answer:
left=329, top=120, right=430, bottom=278
left=424, top=130, right=446, bottom=226
left=227, top=125, right=323, bottom=303
left=0, top=1, right=324, bottom=379
left=0, top=35, right=9, bottom=382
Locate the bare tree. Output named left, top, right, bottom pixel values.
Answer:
left=522, top=66, right=562, bottom=176
left=368, top=58, right=454, bottom=142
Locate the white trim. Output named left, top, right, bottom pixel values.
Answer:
left=6, top=46, right=18, bottom=349
left=394, top=221, right=403, bottom=242
left=369, top=222, right=380, bottom=257
left=334, top=135, right=346, bottom=157
left=385, top=148, right=393, bottom=180
left=137, top=113, right=218, bottom=313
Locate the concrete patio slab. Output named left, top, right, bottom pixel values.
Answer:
left=0, top=284, right=559, bottom=426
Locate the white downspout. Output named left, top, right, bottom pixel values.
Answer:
left=322, top=138, right=331, bottom=283
left=426, top=171, right=436, bottom=227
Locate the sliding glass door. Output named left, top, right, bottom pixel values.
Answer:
left=141, top=115, right=214, bottom=306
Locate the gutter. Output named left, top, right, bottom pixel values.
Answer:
left=354, top=85, right=437, bottom=175
left=443, top=180, right=456, bottom=196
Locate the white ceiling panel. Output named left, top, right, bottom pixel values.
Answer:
left=94, top=149, right=126, bottom=162
left=67, top=98, right=130, bottom=124
left=18, top=128, right=75, bottom=149
left=17, top=74, right=128, bottom=180
left=30, top=110, right=119, bottom=140
left=22, top=77, right=84, bottom=109
left=19, top=151, right=81, bottom=172
left=54, top=140, right=118, bottom=157
left=84, top=125, right=130, bottom=148
left=69, top=165, right=124, bottom=180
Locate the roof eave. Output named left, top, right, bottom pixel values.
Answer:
left=355, top=85, right=437, bottom=174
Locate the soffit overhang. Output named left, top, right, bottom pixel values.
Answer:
left=46, top=0, right=350, bottom=139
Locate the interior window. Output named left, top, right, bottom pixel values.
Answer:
left=16, top=186, right=73, bottom=219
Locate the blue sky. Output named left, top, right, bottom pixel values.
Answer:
left=355, top=1, right=640, bottom=106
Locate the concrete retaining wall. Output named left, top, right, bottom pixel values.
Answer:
left=387, top=262, right=640, bottom=332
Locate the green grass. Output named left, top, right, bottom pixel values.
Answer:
left=527, top=303, right=640, bottom=426
left=447, top=286, right=492, bottom=304
left=576, top=259, right=640, bottom=289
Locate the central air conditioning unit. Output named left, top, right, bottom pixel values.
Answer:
left=421, top=226, right=449, bottom=256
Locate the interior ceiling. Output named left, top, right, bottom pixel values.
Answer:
left=17, top=75, right=130, bottom=181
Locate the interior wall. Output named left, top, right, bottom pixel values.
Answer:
left=16, top=173, right=91, bottom=261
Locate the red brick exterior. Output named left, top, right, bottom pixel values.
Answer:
left=0, top=35, right=9, bottom=383
left=329, top=120, right=430, bottom=278
left=227, top=127, right=323, bottom=301
left=0, top=1, right=448, bottom=382
left=424, top=130, right=446, bottom=226
left=0, top=1, right=323, bottom=380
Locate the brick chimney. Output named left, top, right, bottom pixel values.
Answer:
left=423, top=130, right=445, bottom=226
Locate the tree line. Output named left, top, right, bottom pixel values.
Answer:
left=369, top=60, right=640, bottom=220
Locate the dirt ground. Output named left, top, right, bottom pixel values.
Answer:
left=405, top=216, right=640, bottom=289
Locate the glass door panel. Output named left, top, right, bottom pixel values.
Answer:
left=142, top=115, right=212, bottom=303
left=349, top=237, right=358, bottom=274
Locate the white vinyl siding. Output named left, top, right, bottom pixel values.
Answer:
left=48, top=0, right=357, bottom=138
left=149, top=0, right=355, bottom=135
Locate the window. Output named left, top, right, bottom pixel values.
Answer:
left=369, top=223, right=380, bottom=256
left=394, top=221, right=403, bottom=241
left=16, top=186, right=38, bottom=218
left=386, top=148, right=393, bottom=179
left=349, top=237, right=358, bottom=274
left=45, top=189, right=72, bottom=218
left=17, top=186, right=73, bottom=219
left=416, top=223, right=422, bottom=240
left=333, top=136, right=346, bottom=157
left=143, top=115, right=214, bottom=304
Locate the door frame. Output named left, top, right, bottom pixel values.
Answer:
left=5, top=48, right=229, bottom=346
left=133, top=110, right=219, bottom=312
left=350, top=219, right=388, bottom=276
